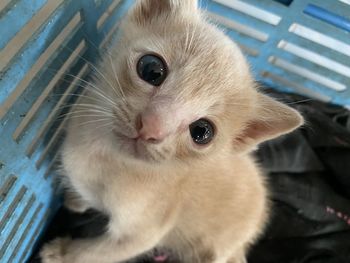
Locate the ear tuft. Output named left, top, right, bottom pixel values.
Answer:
left=130, top=0, right=198, bottom=25
left=233, top=93, right=304, bottom=153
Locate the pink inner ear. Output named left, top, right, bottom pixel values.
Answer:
left=235, top=93, right=303, bottom=152
left=234, top=120, right=280, bottom=151
left=241, top=121, right=274, bottom=141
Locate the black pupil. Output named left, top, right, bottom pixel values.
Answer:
left=189, top=119, right=214, bottom=145
left=137, top=55, right=167, bottom=86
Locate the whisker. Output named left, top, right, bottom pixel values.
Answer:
left=77, top=118, right=113, bottom=128
left=46, top=68, right=118, bottom=108
left=61, top=74, right=118, bottom=107
left=89, top=123, right=115, bottom=143
left=56, top=44, right=118, bottom=95
left=58, top=109, right=113, bottom=120
left=107, top=50, right=128, bottom=104
left=57, top=103, right=113, bottom=113
left=116, top=105, right=133, bottom=123
left=286, top=98, right=313, bottom=105
left=184, top=23, right=190, bottom=53
left=51, top=93, right=114, bottom=110
left=187, top=23, right=196, bottom=53
left=87, top=121, right=116, bottom=141
left=60, top=109, right=112, bottom=117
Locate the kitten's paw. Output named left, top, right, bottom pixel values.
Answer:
left=40, top=237, right=70, bottom=263
left=64, top=191, right=90, bottom=213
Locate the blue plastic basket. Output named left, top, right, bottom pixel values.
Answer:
left=0, top=0, right=134, bottom=262
left=203, top=0, right=350, bottom=106
left=0, top=0, right=349, bottom=262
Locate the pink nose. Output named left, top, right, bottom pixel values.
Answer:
left=138, top=113, right=168, bottom=143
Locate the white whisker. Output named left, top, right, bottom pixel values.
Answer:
left=107, top=51, right=127, bottom=103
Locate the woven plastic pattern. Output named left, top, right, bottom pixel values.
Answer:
left=0, top=0, right=133, bottom=262
left=1, top=0, right=349, bottom=262
left=203, top=0, right=350, bottom=107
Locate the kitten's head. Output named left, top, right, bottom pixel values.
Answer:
left=77, top=0, right=303, bottom=164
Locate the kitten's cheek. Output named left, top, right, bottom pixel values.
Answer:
left=173, top=134, right=191, bottom=157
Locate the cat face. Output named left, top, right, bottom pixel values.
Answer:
left=78, top=0, right=302, bottom=163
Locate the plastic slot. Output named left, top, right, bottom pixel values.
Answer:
left=0, top=11, right=82, bottom=120
left=26, top=63, right=89, bottom=157
left=8, top=201, right=41, bottom=263
left=268, top=56, right=347, bottom=91
left=237, top=43, right=259, bottom=57
left=213, top=0, right=281, bottom=25
left=35, top=89, right=87, bottom=169
left=97, top=0, right=122, bottom=30
left=261, top=71, right=331, bottom=102
left=289, top=23, right=350, bottom=57
left=18, top=204, right=45, bottom=263
left=99, top=21, right=120, bottom=49
left=278, top=40, right=350, bottom=78
left=208, top=12, right=269, bottom=42
left=339, top=0, right=350, bottom=5
left=0, top=0, right=64, bottom=73
left=43, top=150, right=60, bottom=179
left=35, top=115, right=67, bottom=169
left=0, top=0, right=13, bottom=14
left=0, top=186, right=27, bottom=233
left=0, top=194, right=35, bottom=259
left=0, top=175, right=17, bottom=203
left=304, top=4, right=350, bottom=32
left=12, top=40, right=86, bottom=141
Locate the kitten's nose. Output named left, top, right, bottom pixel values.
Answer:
left=138, top=113, right=168, bottom=143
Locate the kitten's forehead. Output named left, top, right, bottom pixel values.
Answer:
left=132, top=20, right=250, bottom=92
left=118, top=2, right=255, bottom=119
left=122, top=0, right=253, bottom=94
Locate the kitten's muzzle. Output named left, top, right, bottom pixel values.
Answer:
left=136, top=112, right=170, bottom=143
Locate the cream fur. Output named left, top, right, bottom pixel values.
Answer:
left=40, top=1, right=303, bottom=262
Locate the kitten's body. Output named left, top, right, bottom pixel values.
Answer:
left=60, top=131, right=267, bottom=263
left=41, top=1, right=302, bottom=262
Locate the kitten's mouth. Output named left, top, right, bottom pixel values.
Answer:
left=112, top=130, right=154, bottom=160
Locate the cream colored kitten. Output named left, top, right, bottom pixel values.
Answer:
left=40, top=0, right=303, bottom=262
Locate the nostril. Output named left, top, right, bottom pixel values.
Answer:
left=146, top=137, right=160, bottom=144
left=139, top=131, right=163, bottom=144
left=137, top=112, right=167, bottom=143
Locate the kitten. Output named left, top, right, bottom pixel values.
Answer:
left=40, top=0, right=303, bottom=262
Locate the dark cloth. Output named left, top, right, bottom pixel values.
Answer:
left=29, top=209, right=110, bottom=263
left=30, top=90, right=350, bottom=263
left=249, top=89, right=350, bottom=263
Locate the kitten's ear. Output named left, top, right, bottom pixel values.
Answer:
left=233, top=93, right=304, bottom=153
left=131, top=0, right=198, bottom=24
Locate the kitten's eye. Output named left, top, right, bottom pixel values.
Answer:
left=137, top=54, right=167, bottom=86
left=189, top=119, right=215, bottom=145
